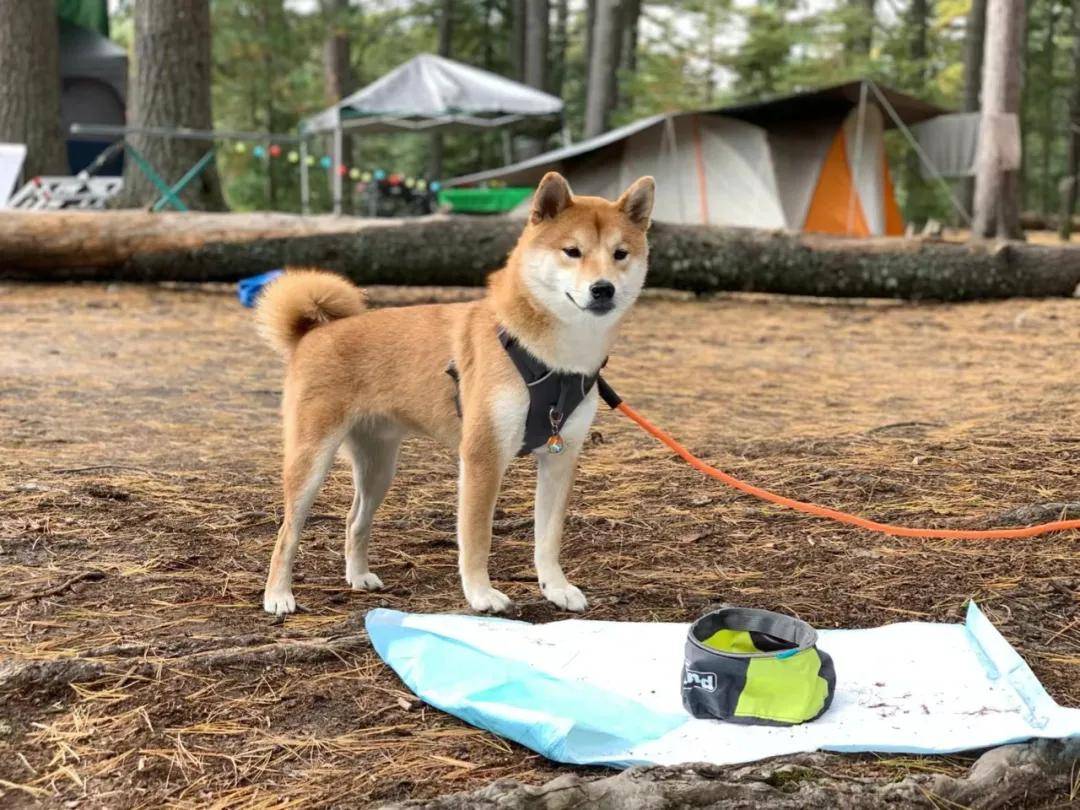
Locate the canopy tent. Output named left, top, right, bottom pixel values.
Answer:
left=448, top=81, right=948, bottom=237
left=299, top=54, right=565, bottom=214
left=59, top=18, right=127, bottom=174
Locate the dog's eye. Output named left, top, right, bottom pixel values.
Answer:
left=613, top=248, right=628, bottom=261
left=563, top=247, right=581, bottom=259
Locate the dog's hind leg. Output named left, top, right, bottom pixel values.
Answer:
left=343, top=425, right=401, bottom=591
left=264, top=414, right=345, bottom=615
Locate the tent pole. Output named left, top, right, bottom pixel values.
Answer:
left=299, top=136, right=310, bottom=215
left=847, top=80, right=869, bottom=236
left=866, top=80, right=972, bottom=226
left=332, top=123, right=344, bottom=215
left=502, top=130, right=513, bottom=166
left=664, top=117, right=685, bottom=223
left=351, top=137, right=359, bottom=215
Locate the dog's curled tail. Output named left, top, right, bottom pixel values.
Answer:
left=255, top=268, right=366, bottom=358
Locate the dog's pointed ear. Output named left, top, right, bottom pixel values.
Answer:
left=531, top=172, right=573, bottom=224
left=618, top=176, right=655, bottom=229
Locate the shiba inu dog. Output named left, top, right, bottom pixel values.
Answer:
left=255, top=172, right=654, bottom=615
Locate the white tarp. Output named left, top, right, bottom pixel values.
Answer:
left=302, top=54, right=563, bottom=134
left=367, top=603, right=1080, bottom=768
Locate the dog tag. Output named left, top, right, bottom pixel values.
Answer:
left=547, top=407, right=565, bottom=454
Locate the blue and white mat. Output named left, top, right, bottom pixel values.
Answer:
left=365, top=603, right=1080, bottom=768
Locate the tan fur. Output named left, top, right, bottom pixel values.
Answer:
left=255, top=268, right=367, bottom=357
left=258, top=172, right=655, bottom=615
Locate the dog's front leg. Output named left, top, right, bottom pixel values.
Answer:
left=457, top=448, right=512, bottom=613
left=534, top=445, right=588, bottom=612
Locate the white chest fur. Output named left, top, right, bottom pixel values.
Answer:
left=487, top=381, right=531, bottom=462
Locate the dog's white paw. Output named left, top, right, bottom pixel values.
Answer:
left=542, top=582, right=588, bottom=612
left=465, top=586, right=513, bottom=614
left=263, top=589, right=296, bottom=615
left=347, top=571, right=384, bottom=591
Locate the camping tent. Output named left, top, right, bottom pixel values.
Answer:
left=448, top=81, right=945, bottom=236
left=58, top=18, right=127, bottom=174
left=299, top=53, right=565, bottom=214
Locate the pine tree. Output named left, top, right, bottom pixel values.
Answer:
left=961, top=0, right=989, bottom=214
left=1059, top=0, right=1080, bottom=238
left=0, top=0, right=67, bottom=180
left=116, top=0, right=226, bottom=210
left=584, top=0, right=621, bottom=138
left=972, top=0, right=1026, bottom=238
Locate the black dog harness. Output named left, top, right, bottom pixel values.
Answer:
left=446, top=328, right=602, bottom=457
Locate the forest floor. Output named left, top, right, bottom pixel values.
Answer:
left=1, top=283, right=1078, bottom=808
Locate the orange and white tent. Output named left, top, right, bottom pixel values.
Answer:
left=448, top=81, right=943, bottom=236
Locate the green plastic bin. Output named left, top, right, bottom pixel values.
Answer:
left=438, top=187, right=533, bottom=214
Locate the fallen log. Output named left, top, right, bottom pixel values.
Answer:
left=382, top=738, right=1080, bottom=810
left=2, top=211, right=1080, bottom=300
left=1020, top=210, right=1080, bottom=231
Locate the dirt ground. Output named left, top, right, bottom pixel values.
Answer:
left=1, top=282, right=1078, bottom=808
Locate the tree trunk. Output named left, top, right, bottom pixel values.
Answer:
left=1000, top=3, right=1027, bottom=239
left=702, top=3, right=722, bottom=104
left=260, top=2, right=287, bottom=211
left=585, top=0, right=596, bottom=85
left=1039, top=4, right=1058, bottom=219
left=0, top=0, right=67, bottom=181
left=509, top=0, right=526, bottom=81
left=321, top=0, right=355, bottom=211
left=972, top=0, right=1025, bottom=239
left=605, top=1, right=623, bottom=126
left=516, top=0, right=550, bottom=160
left=524, top=0, right=549, bottom=92
left=848, top=0, right=876, bottom=56
left=904, top=0, right=929, bottom=222
left=115, top=0, right=226, bottom=211
left=961, top=0, right=988, bottom=215
left=4, top=211, right=1080, bottom=301
left=321, top=9, right=354, bottom=104
left=584, top=0, right=621, bottom=139
left=1059, top=0, right=1080, bottom=240
left=550, top=0, right=569, bottom=98
left=482, top=0, right=495, bottom=70
left=618, top=0, right=641, bottom=107
left=430, top=0, right=453, bottom=180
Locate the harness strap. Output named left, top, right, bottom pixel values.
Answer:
left=498, top=327, right=600, bottom=456
left=444, top=361, right=462, bottom=418
left=445, top=329, right=605, bottom=457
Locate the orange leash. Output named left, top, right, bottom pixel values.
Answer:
left=615, top=400, right=1080, bottom=540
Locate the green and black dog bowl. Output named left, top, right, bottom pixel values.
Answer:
left=682, top=607, right=836, bottom=726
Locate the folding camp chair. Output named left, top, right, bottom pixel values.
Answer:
left=122, top=143, right=218, bottom=212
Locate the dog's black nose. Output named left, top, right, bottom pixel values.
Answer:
left=590, top=280, right=615, bottom=302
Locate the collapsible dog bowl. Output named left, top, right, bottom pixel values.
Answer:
left=682, top=607, right=836, bottom=726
